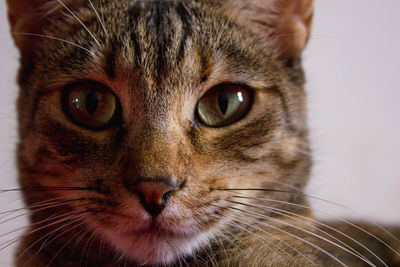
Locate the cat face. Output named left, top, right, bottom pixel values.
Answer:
left=8, top=0, right=313, bottom=264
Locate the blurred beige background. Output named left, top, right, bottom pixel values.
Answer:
left=0, top=0, right=399, bottom=265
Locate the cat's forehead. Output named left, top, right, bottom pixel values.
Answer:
left=61, top=1, right=275, bottom=95
left=120, top=1, right=203, bottom=84
left=35, top=0, right=278, bottom=99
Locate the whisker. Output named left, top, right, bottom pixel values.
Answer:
left=215, top=234, right=228, bottom=263
left=85, top=229, right=98, bottom=266
left=21, top=216, right=89, bottom=267
left=0, top=196, right=83, bottom=245
left=213, top=226, right=240, bottom=252
left=234, top=197, right=381, bottom=265
left=217, top=187, right=400, bottom=248
left=252, top=175, right=306, bottom=193
left=261, top=176, right=400, bottom=247
left=232, top=194, right=400, bottom=259
left=68, top=228, right=91, bottom=261
left=36, top=214, right=86, bottom=253
left=80, top=230, right=97, bottom=266
left=181, top=254, right=189, bottom=267
left=88, top=0, right=108, bottom=37
left=98, top=233, right=106, bottom=257
left=213, top=214, right=277, bottom=253
left=228, top=205, right=348, bottom=266
left=226, top=219, right=311, bottom=265
left=0, top=209, right=89, bottom=252
left=0, top=210, right=68, bottom=243
left=228, top=200, right=379, bottom=266
left=12, top=32, right=91, bottom=53
left=0, top=198, right=83, bottom=226
left=47, top=225, right=87, bottom=267
left=210, top=206, right=316, bottom=265
left=0, top=187, right=94, bottom=193
left=0, top=196, right=67, bottom=218
left=55, top=0, right=101, bottom=46
left=0, top=195, right=25, bottom=213
left=215, top=188, right=288, bottom=193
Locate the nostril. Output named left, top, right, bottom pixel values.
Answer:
left=125, top=178, right=178, bottom=217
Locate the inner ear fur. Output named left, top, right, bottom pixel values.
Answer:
left=224, top=0, right=314, bottom=61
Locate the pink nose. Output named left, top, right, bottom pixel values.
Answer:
left=128, top=179, right=176, bottom=217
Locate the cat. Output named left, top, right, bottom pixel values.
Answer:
left=5, top=0, right=400, bottom=266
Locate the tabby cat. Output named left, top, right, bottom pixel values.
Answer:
left=5, top=0, right=400, bottom=266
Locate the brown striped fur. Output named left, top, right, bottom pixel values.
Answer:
left=6, top=0, right=400, bottom=266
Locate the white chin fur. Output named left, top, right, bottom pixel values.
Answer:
left=102, top=229, right=212, bottom=265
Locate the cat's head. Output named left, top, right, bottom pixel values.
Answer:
left=8, top=0, right=313, bottom=264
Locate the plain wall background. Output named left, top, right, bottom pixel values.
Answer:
left=0, top=0, right=399, bottom=265
left=304, top=0, right=400, bottom=223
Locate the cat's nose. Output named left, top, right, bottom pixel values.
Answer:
left=126, top=178, right=178, bottom=217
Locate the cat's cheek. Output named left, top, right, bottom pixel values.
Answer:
left=19, top=141, right=83, bottom=186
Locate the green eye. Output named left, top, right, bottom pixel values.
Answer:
left=197, top=84, right=251, bottom=127
left=63, top=82, right=120, bottom=130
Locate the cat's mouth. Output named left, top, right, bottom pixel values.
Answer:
left=95, top=213, right=208, bottom=265
left=88, top=207, right=205, bottom=239
left=82, top=188, right=220, bottom=264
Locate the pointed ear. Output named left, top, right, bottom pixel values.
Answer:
left=225, top=0, right=314, bottom=61
left=6, top=0, right=85, bottom=53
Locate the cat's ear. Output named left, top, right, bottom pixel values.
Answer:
left=6, top=0, right=85, bottom=53
left=225, top=0, right=314, bottom=61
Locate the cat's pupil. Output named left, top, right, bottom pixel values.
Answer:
left=218, top=90, right=229, bottom=115
left=86, top=90, right=100, bottom=116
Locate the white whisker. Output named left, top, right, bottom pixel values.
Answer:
left=46, top=222, right=87, bottom=267
left=69, top=228, right=91, bottom=260
left=210, top=206, right=316, bottom=265
left=215, top=234, right=228, bottom=263
left=80, top=230, right=97, bottom=266
left=0, top=198, right=80, bottom=226
left=233, top=195, right=390, bottom=262
left=229, top=199, right=380, bottom=266
left=0, top=210, right=65, bottom=240
left=56, top=0, right=101, bottom=46
left=5, top=210, right=87, bottom=256
left=226, top=218, right=315, bottom=265
left=88, top=0, right=108, bottom=37
left=231, top=193, right=400, bottom=259
left=22, top=216, right=87, bottom=267
left=229, top=206, right=348, bottom=266
left=12, top=32, right=91, bottom=53
left=221, top=186, right=400, bottom=251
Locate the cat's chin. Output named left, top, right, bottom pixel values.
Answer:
left=102, top=225, right=210, bottom=265
left=86, top=209, right=214, bottom=265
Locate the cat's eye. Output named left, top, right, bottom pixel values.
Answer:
left=62, top=82, right=120, bottom=130
left=197, top=84, right=251, bottom=127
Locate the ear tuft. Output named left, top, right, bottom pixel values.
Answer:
left=224, top=0, right=314, bottom=61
